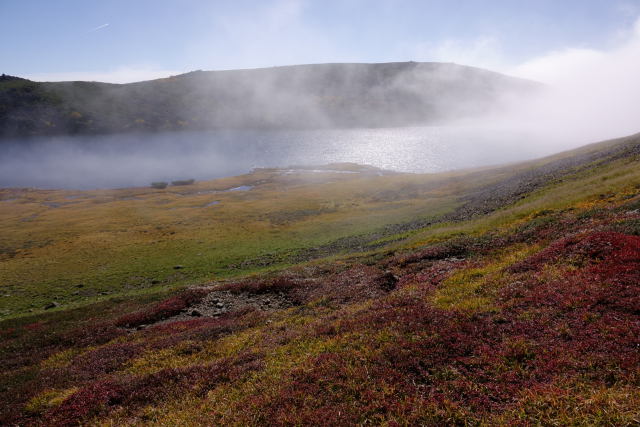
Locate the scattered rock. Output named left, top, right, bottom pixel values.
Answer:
left=44, top=302, right=59, bottom=310
left=173, top=265, right=184, bottom=270
left=157, top=289, right=294, bottom=324
left=151, top=279, right=161, bottom=284
left=75, top=283, right=84, bottom=288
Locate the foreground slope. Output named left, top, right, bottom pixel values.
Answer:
left=1, top=133, right=640, bottom=425
left=0, top=62, right=536, bottom=138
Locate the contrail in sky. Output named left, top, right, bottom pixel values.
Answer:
left=89, top=23, right=110, bottom=32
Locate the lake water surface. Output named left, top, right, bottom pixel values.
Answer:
left=0, top=127, right=558, bottom=189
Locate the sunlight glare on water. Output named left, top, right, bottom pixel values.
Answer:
left=0, top=126, right=552, bottom=189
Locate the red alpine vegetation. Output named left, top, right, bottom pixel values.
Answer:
left=509, top=231, right=637, bottom=272
left=114, top=288, right=210, bottom=328
left=45, top=354, right=264, bottom=425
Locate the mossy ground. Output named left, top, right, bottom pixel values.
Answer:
left=1, top=138, right=640, bottom=425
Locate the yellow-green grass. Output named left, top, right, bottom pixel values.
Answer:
left=3, top=135, right=640, bottom=321
left=398, top=154, right=640, bottom=252
left=0, top=167, right=468, bottom=319
left=433, top=243, right=540, bottom=312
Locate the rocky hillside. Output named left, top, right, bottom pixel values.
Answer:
left=1, top=133, right=639, bottom=425
left=0, top=62, right=537, bottom=138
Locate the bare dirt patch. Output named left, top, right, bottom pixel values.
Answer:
left=159, top=289, right=293, bottom=324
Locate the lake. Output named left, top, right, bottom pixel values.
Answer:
left=0, top=126, right=560, bottom=189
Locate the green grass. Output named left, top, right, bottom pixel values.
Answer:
left=0, top=167, right=466, bottom=320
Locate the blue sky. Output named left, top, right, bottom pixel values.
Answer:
left=2, top=0, right=640, bottom=82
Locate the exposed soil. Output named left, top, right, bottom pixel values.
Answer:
left=159, top=289, right=294, bottom=324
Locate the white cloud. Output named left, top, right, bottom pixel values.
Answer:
left=416, top=16, right=640, bottom=147
left=499, top=17, right=640, bottom=144
left=88, top=23, right=110, bottom=33
left=508, top=17, right=640, bottom=85
left=509, top=48, right=606, bottom=84
left=23, top=66, right=184, bottom=84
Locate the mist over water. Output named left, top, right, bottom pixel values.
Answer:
left=0, top=126, right=557, bottom=190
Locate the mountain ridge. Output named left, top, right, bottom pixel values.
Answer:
left=0, top=62, right=538, bottom=139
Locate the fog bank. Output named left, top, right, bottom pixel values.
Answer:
left=0, top=127, right=549, bottom=190
left=497, top=17, right=640, bottom=147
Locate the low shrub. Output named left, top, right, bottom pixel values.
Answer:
left=216, top=276, right=301, bottom=295
left=45, top=356, right=263, bottom=424
left=171, top=179, right=195, bottom=186
left=610, top=218, right=640, bottom=236
left=150, top=182, right=168, bottom=189
left=69, top=342, right=145, bottom=378
left=392, top=234, right=507, bottom=268
left=114, top=289, right=209, bottom=328
left=509, top=232, right=631, bottom=273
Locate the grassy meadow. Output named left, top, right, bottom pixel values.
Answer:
left=0, top=164, right=467, bottom=320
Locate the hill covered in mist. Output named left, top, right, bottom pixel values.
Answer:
left=0, top=62, right=537, bottom=138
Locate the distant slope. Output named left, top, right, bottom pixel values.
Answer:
left=0, top=62, right=537, bottom=138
